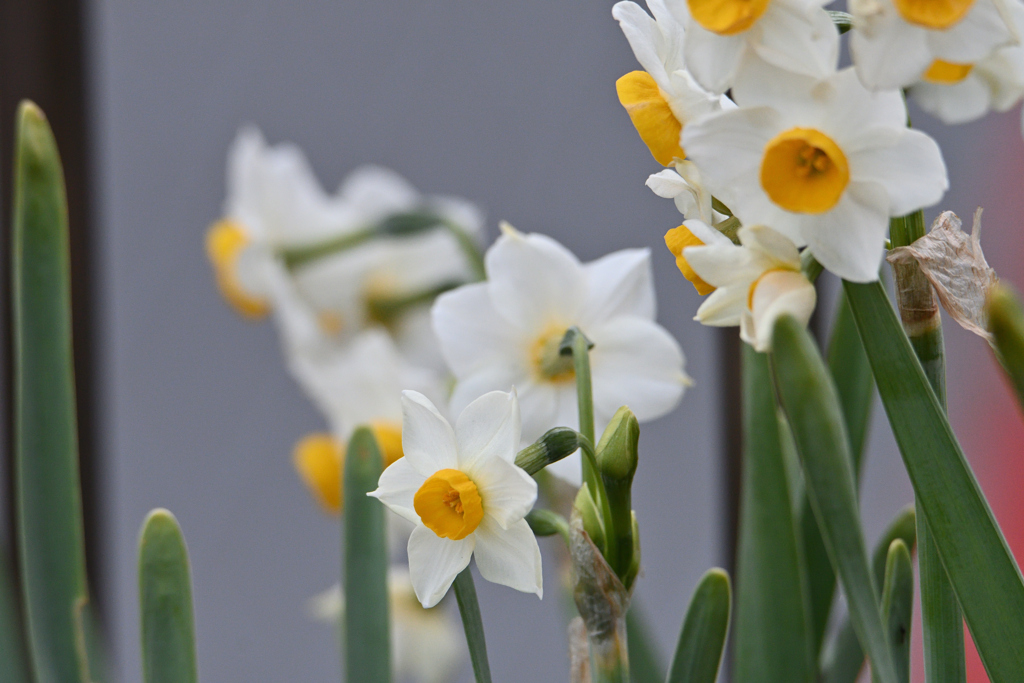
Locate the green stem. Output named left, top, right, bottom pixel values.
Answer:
left=442, top=218, right=486, bottom=281
left=626, top=602, right=665, bottom=683
left=453, top=569, right=492, bottom=683
left=888, top=211, right=964, bottom=683
left=280, top=228, right=376, bottom=270
left=366, top=279, right=464, bottom=327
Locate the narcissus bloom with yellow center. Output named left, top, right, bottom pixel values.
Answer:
left=613, top=0, right=724, bottom=165
left=848, top=0, right=1016, bottom=89
left=672, top=0, right=839, bottom=93
left=683, top=63, right=948, bottom=282
left=684, top=224, right=816, bottom=350
left=370, top=390, right=543, bottom=608
left=431, top=224, right=688, bottom=485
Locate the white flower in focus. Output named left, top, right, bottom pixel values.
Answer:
left=613, top=0, right=725, bottom=165
left=685, top=224, right=817, bottom=350
left=671, top=0, right=839, bottom=94
left=907, top=1, right=1024, bottom=125
left=848, top=0, right=1017, bottom=90
left=370, top=390, right=543, bottom=608
left=664, top=219, right=735, bottom=295
left=683, top=63, right=948, bottom=282
left=431, top=225, right=688, bottom=485
left=309, top=568, right=464, bottom=683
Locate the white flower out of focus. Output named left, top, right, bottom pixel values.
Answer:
left=431, top=224, right=688, bottom=485
left=685, top=224, right=817, bottom=351
left=370, top=390, right=543, bottom=608
left=671, top=0, right=839, bottom=94
left=683, top=62, right=949, bottom=282
left=848, top=0, right=1017, bottom=90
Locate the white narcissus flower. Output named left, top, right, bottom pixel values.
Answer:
left=907, top=1, right=1024, bottom=126
left=684, top=224, right=817, bottom=350
left=848, top=0, right=1018, bottom=90
left=370, top=390, right=543, bottom=608
left=670, top=0, right=839, bottom=94
left=646, top=160, right=724, bottom=225
left=431, top=225, right=688, bottom=485
left=664, top=219, right=735, bottom=295
left=613, top=0, right=724, bottom=165
left=290, top=330, right=444, bottom=515
left=309, top=568, right=464, bottom=683
left=683, top=63, right=948, bottom=282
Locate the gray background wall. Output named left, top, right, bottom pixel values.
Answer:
left=85, top=1, right=1023, bottom=681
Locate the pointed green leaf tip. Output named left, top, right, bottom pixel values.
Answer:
left=875, top=540, right=913, bottom=683
left=987, top=283, right=1024, bottom=413
left=138, top=509, right=197, bottom=683
left=13, top=99, right=93, bottom=683
left=667, top=568, right=731, bottom=683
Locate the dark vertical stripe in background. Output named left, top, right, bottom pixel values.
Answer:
left=0, top=0, right=102, bottom=622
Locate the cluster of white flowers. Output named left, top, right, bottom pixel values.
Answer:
left=614, top=0, right=1022, bottom=348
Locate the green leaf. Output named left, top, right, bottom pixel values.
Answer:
left=845, top=280, right=1024, bottom=681
left=667, top=568, right=731, bottom=683
left=626, top=601, right=665, bottom=683
left=987, top=282, right=1024, bottom=413
left=919, top=514, right=965, bottom=683
left=874, top=540, right=913, bottom=683
left=770, top=316, right=898, bottom=683
left=732, top=345, right=813, bottom=683
left=138, top=510, right=197, bottom=683
left=453, top=568, right=492, bottom=683
left=0, top=549, right=30, bottom=683
left=12, top=100, right=92, bottom=683
left=344, top=427, right=391, bottom=683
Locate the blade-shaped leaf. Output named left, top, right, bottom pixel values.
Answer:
left=771, top=316, right=898, bottom=683
left=344, top=427, right=391, bottom=683
left=0, top=549, right=30, bottom=683
left=453, top=568, right=492, bottom=683
left=667, top=568, right=731, bottom=683
left=626, top=601, right=665, bottom=683
left=138, top=510, right=197, bottom=683
left=733, top=345, right=813, bottom=683
left=873, top=540, right=913, bottom=683
left=845, top=280, right=1024, bottom=681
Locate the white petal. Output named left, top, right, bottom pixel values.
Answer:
left=695, top=284, right=748, bottom=326
left=909, top=77, right=992, bottom=125
left=821, top=68, right=909, bottom=133
left=848, top=128, right=948, bottom=216
left=929, top=0, right=1016, bottom=63
left=750, top=270, right=818, bottom=351
left=472, top=517, right=543, bottom=599
left=749, top=0, right=838, bottom=79
left=589, top=317, right=687, bottom=422
left=684, top=23, right=746, bottom=94
left=369, top=458, right=425, bottom=525
left=449, top=366, right=523, bottom=418
left=580, top=248, right=656, bottom=324
left=849, top=6, right=932, bottom=89
left=544, top=451, right=584, bottom=487
left=516, top=379, right=574, bottom=445
left=801, top=183, right=890, bottom=282
left=613, top=1, right=670, bottom=83
left=401, top=391, right=459, bottom=476
left=407, top=525, right=475, bottom=608
left=472, top=456, right=538, bottom=528
left=485, top=228, right=587, bottom=330
left=684, top=241, right=754, bottom=287
left=738, top=224, right=802, bottom=266
left=432, top=282, right=522, bottom=377
left=456, top=390, right=522, bottom=469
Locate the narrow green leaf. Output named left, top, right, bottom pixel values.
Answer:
left=733, top=345, right=813, bottom=683
left=344, top=427, right=391, bottom=683
left=0, top=548, right=30, bottom=683
left=12, top=100, right=91, bottom=683
left=770, top=316, right=898, bottom=683
left=872, top=540, right=913, bottom=683
left=138, top=510, right=197, bottom=683
left=626, top=601, right=664, bottom=683
left=821, top=505, right=917, bottom=683
left=667, top=568, right=731, bottom=683
left=845, top=279, right=1024, bottom=681
left=987, top=282, right=1024, bottom=413
left=453, top=568, right=492, bottom=683
left=919, top=514, right=965, bottom=683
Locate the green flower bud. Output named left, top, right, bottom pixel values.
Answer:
left=377, top=210, right=444, bottom=236
left=573, top=483, right=606, bottom=552
left=526, top=509, right=570, bottom=544
left=514, top=427, right=580, bottom=476
left=596, top=406, right=640, bottom=580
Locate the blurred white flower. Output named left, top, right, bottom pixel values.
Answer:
left=683, top=63, right=948, bottom=282
left=431, top=225, right=688, bottom=485
left=370, top=390, right=543, bottom=608
left=685, top=224, right=817, bottom=350
left=848, top=0, right=1017, bottom=89
left=613, top=0, right=724, bottom=165
left=309, top=567, right=464, bottom=683
left=672, top=0, right=839, bottom=94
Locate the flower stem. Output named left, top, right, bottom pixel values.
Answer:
left=888, top=210, right=964, bottom=683
left=453, top=568, right=492, bottom=683
left=587, top=616, right=630, bottom=683
left=442, top=218, right=487, bottom=281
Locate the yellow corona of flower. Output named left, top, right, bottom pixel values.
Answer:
left=205, top=219, right=270, bottom=318
left=370, top=390, right=543, bottom=608
left=665, top=219, right=733, bottom=295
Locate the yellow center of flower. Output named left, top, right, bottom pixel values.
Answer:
left=760, top=128, right=849, bottom=214
left=616, top=71, right=685, bottom=166
left=205, top=219, right=270, bottom=318
left=665, top=226, right=716, bottom=295
left=414, top=469, right=484, bottom=540
left=687, top=0, right=772, bottom=35
left=318, top=311, right=346, bottom=336
left=293, top=422, right=404, bottom=514
left=530, top=324, right=576, bottom=383
left=892, top=0, right=975, bottom=29
left=922, top=59, right=975, bottom=84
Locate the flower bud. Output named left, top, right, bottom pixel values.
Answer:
left=596, top=406, right=640, bottom=580
left=514, top=427, right=580, bottom=476
left=573, top=483, right=606, bottom=551
left=377, top=210, right=444, bottom=237
left=526, top=509, right=570, bottom=543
